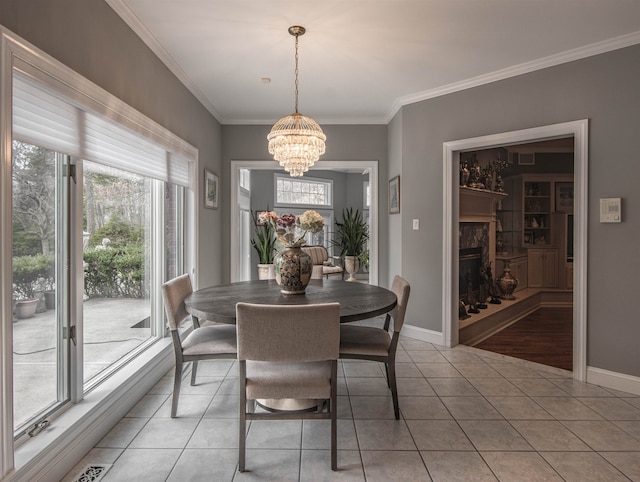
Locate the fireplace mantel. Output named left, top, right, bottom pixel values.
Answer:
left=460, top=186, right=507, bottom=222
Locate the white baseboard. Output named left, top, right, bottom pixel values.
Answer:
left=587, top=366, right=640, bottom=396
left=401, top=323, right=444, bottom=346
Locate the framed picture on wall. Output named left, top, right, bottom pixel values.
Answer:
left=389, top=176, right=400, bottom=214
left=555, top=182, right=573, bottom=212
left=204, top=169, right=219, bottom=209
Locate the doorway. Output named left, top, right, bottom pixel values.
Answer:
left=442, top=120, right=588, bottom=382
left=230, top=160, right=379, bottom=285
left=457, top=139, right=574, bottom=371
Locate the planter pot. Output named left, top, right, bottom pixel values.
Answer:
left=257, top=264, right=275, bottom=280
left=344, top=256, right=360, bottom=282
left=44, top=290, right=56, bottom=310
left=15, top=298, right=38, bottom=319
left=274, top=246, right=313, bottom=294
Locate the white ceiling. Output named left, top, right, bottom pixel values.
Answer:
left=107, top=0, right=640, bottom=125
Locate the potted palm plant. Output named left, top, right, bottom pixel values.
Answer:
left=331, top=208, right=369, bottom=281
left=251, top=210, right=277, bottom=279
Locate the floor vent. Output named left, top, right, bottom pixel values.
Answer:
left=73, top=464, right=112, bottom=482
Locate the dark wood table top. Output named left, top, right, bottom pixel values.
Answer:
left=184, top=279, right=397, bottom=324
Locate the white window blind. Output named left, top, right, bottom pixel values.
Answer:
left=12, top=71, right=192, bottom=187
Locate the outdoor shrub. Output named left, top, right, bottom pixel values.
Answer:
left=83, top=245, right=145, bottom=298
left=89, top=218, right=143, bottom=249
left=12, top=254, right=54, bottom=299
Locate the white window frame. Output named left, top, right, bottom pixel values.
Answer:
left=274, top=173, right=333, bottom=209
left=0, top=26, right=198, bottom=479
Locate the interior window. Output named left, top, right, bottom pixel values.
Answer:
left=275, top=174, right=332, bottom=207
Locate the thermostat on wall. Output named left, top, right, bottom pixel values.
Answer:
left=600, top=198, right=621, bottom=223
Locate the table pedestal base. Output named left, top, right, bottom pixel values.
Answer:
left=257, top=398, right=319, bottom=413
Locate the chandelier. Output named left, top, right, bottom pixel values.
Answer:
left=267, top=26, right=326, bottom=177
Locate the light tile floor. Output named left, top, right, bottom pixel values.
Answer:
left=62, top=322, right=640, bottom=481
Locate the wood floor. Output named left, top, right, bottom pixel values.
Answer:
left=473, top=307, right=573, bottom=371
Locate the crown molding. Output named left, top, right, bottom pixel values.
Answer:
left=104, top=3, right=640, bottom=126
left=105, top=0, right=222, bottom=123
left=386, top=30, right=640, bottom=123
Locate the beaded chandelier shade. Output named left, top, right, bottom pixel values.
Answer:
left=267, top=26, right=326, bottom=177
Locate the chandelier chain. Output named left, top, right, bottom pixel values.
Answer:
left=267, top=25, right=325, bottom=177
left=294, top=32, right=299, bottom=113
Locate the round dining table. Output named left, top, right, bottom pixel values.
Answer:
left=184, top=278, right=397, bottom=412
left=184, top=278, right=397, bottom=324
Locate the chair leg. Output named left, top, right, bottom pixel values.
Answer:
left=331, top=360, right=338, bottom=471
left=239, top=361, right=247, bottom=472
left=191, top=360, right=198, bottom=386
left=388, top=361, right=400, bottom=420
left=171, top=359, right=183, bottom=418
left=384, top=362, right=391, bottom=388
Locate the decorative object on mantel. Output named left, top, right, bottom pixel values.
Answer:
left=459, top=150, right=512, bottom=193
left=258, top=210, right=325, bottom=294
left=459, top=299, right=470, bottom=320
left=477, top=275, right=488, bottom=309
left=267, top=26, right=326, bottom=177
left=465, top=271, right=480, bottom=314
left=496, top=261, right=518, bottom=300
left=483, top=263, right=502, bottom=305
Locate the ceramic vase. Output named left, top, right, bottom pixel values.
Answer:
left=496, top=262, right=518, bottom=300
left=274, top=246, right=313, bottom=294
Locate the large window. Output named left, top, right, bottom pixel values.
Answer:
left=5, top=53, right=196, bottom=446
left=275, top=174, right=332, bottom=207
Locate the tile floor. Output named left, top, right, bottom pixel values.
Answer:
left=63, top=322, right=640, bottom=481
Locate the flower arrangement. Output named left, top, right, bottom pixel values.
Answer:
left=257, top=210, right=325, bottom=248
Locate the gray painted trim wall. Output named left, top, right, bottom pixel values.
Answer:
left=397, top=44, right=640, bottom=377
left=222, top=124, right=388, bottom=284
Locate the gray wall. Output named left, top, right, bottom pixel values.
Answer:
left=5, top=0, right=637, bottom=378
left=396, top=44, right=640, bottom=377
left=222, top=124, right=388, bottom=283
left=0, top=0, right=224, bottom=288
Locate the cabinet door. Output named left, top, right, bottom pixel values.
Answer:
left=543, top=249, right=559, bottom=287
left=516, top=257, right=528, bottom=290
left=528, top=248, right=558, bottom=288
left=527, top=249, right=545, bottom=287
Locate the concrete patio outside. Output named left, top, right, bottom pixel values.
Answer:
left=12, top=297, right=149, bottom=430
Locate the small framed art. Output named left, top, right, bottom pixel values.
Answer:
left=389, top=176, right=400, bottom=214
left=204, top=169, right=219, bottom=209
left=555, top=182, right=573, bottom=212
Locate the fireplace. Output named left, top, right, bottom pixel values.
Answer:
left=459, top=247, right=482, bottom=305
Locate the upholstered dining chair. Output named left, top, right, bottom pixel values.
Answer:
left=339, top=275, right=410, bottom=420
left=161, top=274, right=237, bottom=418
left=236, top=302, right=340, bottom=472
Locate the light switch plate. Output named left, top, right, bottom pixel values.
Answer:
left=600, top=198, right=621, bottom=223
left=412, top=219, right=419, bottom=230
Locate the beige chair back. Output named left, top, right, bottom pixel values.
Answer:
left=236, top=302, right=340, bottom=362
left=162, top=273, right=193, bottom=331
left=390, top=275, right=411, bottom=333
